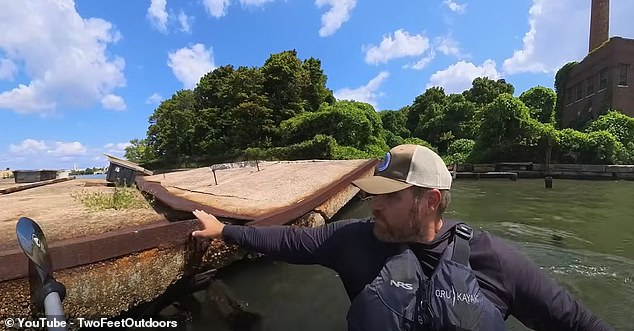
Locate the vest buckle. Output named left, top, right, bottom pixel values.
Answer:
left=455, top=224, right=473, bottom=240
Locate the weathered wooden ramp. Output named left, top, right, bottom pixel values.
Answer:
left=0, top=159, right=376, bottom=321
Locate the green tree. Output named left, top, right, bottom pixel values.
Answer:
left=414, top=103, right=445, bottom=147
left=585, top=110, right=634, bottom=146
left=124, top=139, right=155, bottom=164
left=407, top=87, right=447, bottom=135
left=444, top=138, right=475, bottom=164
left=443, top=100, right=479, bottom=140
left=411, top=98, right=478, bottom=154
left=463, top=77, right=515, bottom=105
left=473, top=93, right=532, bottom=161
left=146, top=90, right=197, bottom=162
left=192, top=107, right=231, bottom=156
left=300, top=57, right=335, bottom=112
left=380, top=107, right=410, bottom=138
left=519, top=86, right=556, bottom=124
left=194, top=65, right=235, bottom=110
left=262, top=50, right=306, bottom=123
left=280, top=100, right=388, bottom=156
left=224, top=66, right=274, bottom=149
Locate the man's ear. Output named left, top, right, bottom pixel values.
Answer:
left=427, top=189, right=442, bottom=213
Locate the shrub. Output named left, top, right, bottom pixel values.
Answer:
left=72, top=186, right=150, bottom=211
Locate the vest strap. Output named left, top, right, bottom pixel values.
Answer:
left=452, top=223, right=472, bottom=266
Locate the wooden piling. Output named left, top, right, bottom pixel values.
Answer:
left=545, top=176, right=553, bottom=189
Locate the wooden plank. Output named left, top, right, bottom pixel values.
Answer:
left=0, top=177, right=72, bottom=195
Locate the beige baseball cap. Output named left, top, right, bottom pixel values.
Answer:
left=352, top=144, right=452, bottom=195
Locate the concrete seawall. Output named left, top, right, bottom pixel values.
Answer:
left=453, top=163, right=634, bottom=180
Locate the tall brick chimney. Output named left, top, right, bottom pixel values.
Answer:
left=589, top=0, right=610, bottom=52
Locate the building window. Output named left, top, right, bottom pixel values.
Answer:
left=599, top=68, right=608, bottom=90
left=576, top=83, right=583, bottom=101
left=586, top=77, right=594, bottom=96
left=566, top=87, right=573, bottom=104
left=619, top=64, right=629, bottom=86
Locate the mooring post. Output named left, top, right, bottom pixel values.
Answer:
left=545, top=176, right=553, bottom=189
left=545, top=136, right=553, bottom=189
left=256, top=159, right=260, bottom=172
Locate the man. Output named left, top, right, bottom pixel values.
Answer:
left=192, top=144, right=613, bottom=330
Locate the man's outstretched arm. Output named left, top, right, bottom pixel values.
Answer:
left=192, top=209, right=364, bottom=267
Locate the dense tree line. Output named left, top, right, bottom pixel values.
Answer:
left=126, top=51, right=634, bottom=167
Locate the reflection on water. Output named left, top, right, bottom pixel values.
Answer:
left=193, top=179, right=634, bottom=330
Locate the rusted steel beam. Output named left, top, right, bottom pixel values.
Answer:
left=0, top=219, right=201, bottom=282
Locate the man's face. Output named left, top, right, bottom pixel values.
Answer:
left=369, top=187, right=432, bottom=243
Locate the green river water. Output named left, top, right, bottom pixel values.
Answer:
left=193, top=179, right=634, bottom=330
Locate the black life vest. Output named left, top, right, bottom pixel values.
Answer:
left=346, top=224, right=507, bottom=331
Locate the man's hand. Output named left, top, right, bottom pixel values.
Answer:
left=192, top=209, right=225, bottom=239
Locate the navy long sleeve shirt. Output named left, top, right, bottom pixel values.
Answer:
left=222, top=218, right=613, bottom=331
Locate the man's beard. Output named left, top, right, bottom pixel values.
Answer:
left=372, top=216, right=420, bottom=243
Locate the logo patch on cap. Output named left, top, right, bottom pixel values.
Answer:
left=377, top=152, right=391, bottom=172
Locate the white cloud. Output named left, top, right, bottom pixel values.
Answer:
left=240, top=0, right=276, bottom=5
left=435, top=36, right=463, bottom=57
left=334, top=71, right=389, bottom=109
left=315, top=0, right=357, bottom=37
left=9, top=139, right=47, bottom=155
left=405, top=52, right=436, bottom=70
left=365, top=29, right=431, bottom=65
left=443, top=0, right=466, bottom=13
left=402, top=36, right=466, bottom=71
left=49, top=142, right=86, bottom=157
left=178, top=11, right=192, bottom=33
left=502, top=0, right=634, bottom=75
left=0, top=58, right=17, bottom=80
left=202, top=0, right=356, bottom=36
left=104, top=142, right=131, bottom=154
left=4, top=139, right=122, bottom=169
left=0, top=0, right=125, bottom=115
left=427, top=60, right=500, bottom=94
left=403, top=36, right=466, bottom=70
left=147, top=0, right=168, bottom=33
left=203, top=0, right=231, bottom=18
left=201, top=0, right=280, bottom=19
left=146, top=93, right=164, bottom=104
left=101, top=94, right=126, bottom=111
left=168, top=43, right=216, bottom=89
left=9, top=139, right=86, bottom=157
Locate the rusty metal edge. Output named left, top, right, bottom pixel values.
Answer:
left=0, top=219, right=201, bottom=282
left=247, top=158, right=377, bottom=226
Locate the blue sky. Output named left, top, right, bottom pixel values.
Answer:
left=1, top=0, right=633, bottom=170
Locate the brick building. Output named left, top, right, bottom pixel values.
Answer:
left=561, top=0, right=633, bottom=127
